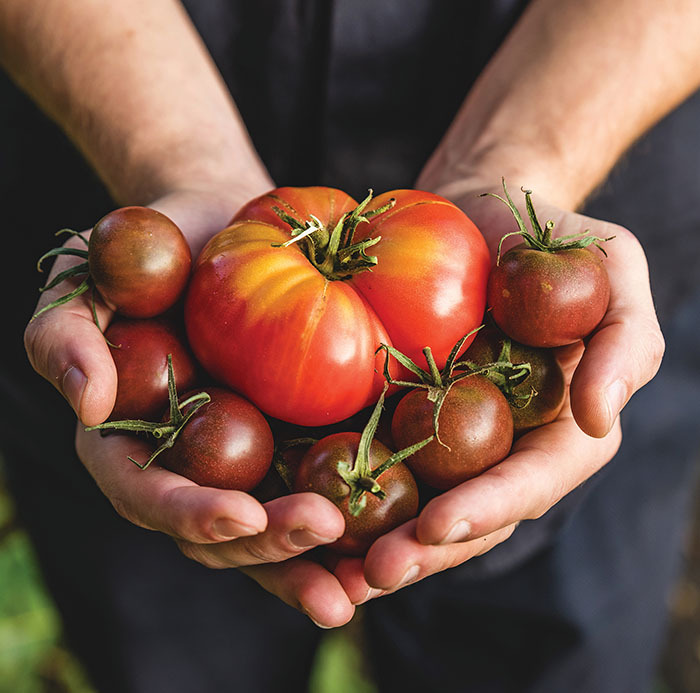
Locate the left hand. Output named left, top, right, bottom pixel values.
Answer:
left=334, top=344, right=621, bottom=603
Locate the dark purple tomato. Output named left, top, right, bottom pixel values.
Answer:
left=293, top=433, right=419, bottom=556
left=105, top=318, right=197, bottom=421
left=487, top=244, right=610, bottom=347
left=391, top=376, right=513, bottom=490
left=463, top=326, right=566, bottom=434
left=89, top=206, right=191, bottom=318
left=158, top=387, right=274, bottom=491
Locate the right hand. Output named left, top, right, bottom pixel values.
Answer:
left=24, top=188, right=357, bottom=628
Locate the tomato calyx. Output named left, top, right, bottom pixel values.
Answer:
left=455, top=335, right=536, bottom=410
left=32, top=228, right=100, bottom=320
left=85, top=354, right=211, bottom=470
left=482, top=178, right=615, bottom=265
left=271, top=190, right=395, bottom=281
left=272, top=437, right=319, bottom=491
left=378, top=327, right=532, bottom=447
left=336, top=385, right=432, bottom=516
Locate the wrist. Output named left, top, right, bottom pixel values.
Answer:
left=417, top=138, right=582, bottom=213
left=145, top=180, right=272, bottom=259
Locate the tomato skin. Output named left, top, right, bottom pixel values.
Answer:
left=353, top=190, right=490, bottom=370
left=89, top=207, right=191, bottom=318
left=158, top=387, right=274, bottom=491
left=105, top=318, right=197, bottom=421
left=391, top=377, right=513, bottom=490
left=487, top=244, right=610, bottom=347
left=463, top=326, right=566, bottom=434
left=293, top=433, right=419, bottom=556
left=185, top=187, right=490, bottom=426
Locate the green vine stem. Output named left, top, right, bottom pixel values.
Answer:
left=454, top=336, right=537, bottom=409
left=481, top=178, right=615, bottom=265
left=271, top=190, right=395, bottom=281
left=85, top=354, right=211, bottom=470
left=31, top=229, right=92, bottom=322
left=377, top=327, right=532, bottom=447
left=336, top=384, right=433, bottom=516
left=272, top=437, right=319, bottom=491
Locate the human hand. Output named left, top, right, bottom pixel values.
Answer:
left=333, top=344, right=620, bottom=603
left=75, top=423, right=356, bottom=628
left=23, top=189, right=259, bottom=426
left=25, top=188, right=357, bottom=627
left=333, top=179, right=662, bottom=602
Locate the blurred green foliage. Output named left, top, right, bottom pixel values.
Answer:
left=0, top=459, right=95, bottom=693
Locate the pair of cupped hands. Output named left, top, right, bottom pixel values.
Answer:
left=24, top=178, right=663, bottom=629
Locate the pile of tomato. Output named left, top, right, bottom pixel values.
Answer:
left=37, top=182, right=611, bottom=556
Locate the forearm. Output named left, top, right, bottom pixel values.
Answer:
left=420, top=0, right=700, bottom=210
left=0, top=0, right=272, bottom=210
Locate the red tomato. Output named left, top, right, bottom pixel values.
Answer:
left=293, top=432, right=419, bottom=556
left=463, top=325, right=566, bottom=434
left=158, top=387, right=274, bottom=491
left=487, top=245, right=610, bottom=347
left=391, top=376, right=513, bottom=490
left=185, top=187, right=489, bottom=426
left=105, top=318, right=197, bottom=421
left=89, top=206, right=192, bottom=317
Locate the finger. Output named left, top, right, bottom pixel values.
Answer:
left=176, top=493, right=345, bottom=568
left=570, top=224, right=664, bottom=437
left=25, top=244, right=117, bottom=426
left=332, top=557, right=379, bottom=605
left=76, top=427, right=268, bottom=541
left=241, top=559, right=355, bottom=629
left=361, top=519, right=517, bottom=592
left=415, top=412, right=622, bottom=546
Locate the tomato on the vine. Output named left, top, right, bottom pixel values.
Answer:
left=392, top=375, right=513, bottom=490
left=484, top=181, right=612, bottom=347
left=34, top=206, right=191, bottom=322
left=462, top=325, right=566, bottom=434
left=88, top=358, right=274, bottom=492
left=184, top=186, right=490, bottom=426
left=294, top=432, right=419, bottom=556
left=158, top=387, right=274, bottom=491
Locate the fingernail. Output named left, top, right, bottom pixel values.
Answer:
left=288, top=528, right=337, bottom=549
left=354, top=587, right=384, bottom=605
left=212, top=518, right=259, bottom=540
left=605, top=379, right=627, bottom=422
left=62, top=366, right=87, bottom=415
left=302, top=609, right=333, bottom=629
left=392, top=564, right=420, bottom=591
left=438, top=519, right=472, bottom=545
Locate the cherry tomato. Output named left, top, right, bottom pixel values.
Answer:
left=158, top=387, right=274, bottom=491
left=293, top=432, right=419, bottom=556
left=391, top=376, right=513, bottom=490
left=488, top=245, right=610, bottom=347
left=483, top=181, right=611, bottom=347
left=105, top=318, right=197, bottom=421
left=184, top=186, right=490, bottom=426
left=463, top=326, right=566, bottom=434
left=89, top=206, right=191, bottom=317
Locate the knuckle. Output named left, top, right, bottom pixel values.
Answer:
left=240, top=537, right=281, bottom=564
left=646, top=327, right=666, bottom=370
left=109, top=495, right=142, bottom=528
left=176, top=540, right=228, bottom=570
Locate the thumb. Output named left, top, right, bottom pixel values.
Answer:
left=24, top=296, right=117, bottom=427
left=569, top=225, right=664, bottom=437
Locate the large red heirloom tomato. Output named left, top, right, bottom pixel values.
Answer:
left=185, top=187, right=490, bottom=425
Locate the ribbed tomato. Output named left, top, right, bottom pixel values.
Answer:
left=184, top=187, right=489, bottom=426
